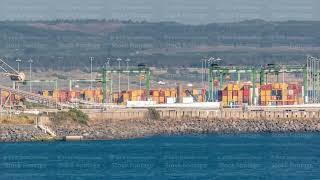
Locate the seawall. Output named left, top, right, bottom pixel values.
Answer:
left=87, top=108, right=319, bottom=121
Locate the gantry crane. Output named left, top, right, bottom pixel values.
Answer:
left=0, top=58, right=66, bottom=108
left=0, top=58, right=25, bottom=82
left=101, top=64, right=151, bottom=104
left=208, top=63, right=308, bottom=105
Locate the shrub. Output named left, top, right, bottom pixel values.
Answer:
left=147, top=107, right=160, bottom=120
left=53, top=108, right=89, bottom=125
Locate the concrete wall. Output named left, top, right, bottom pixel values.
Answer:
left=88, top=109, right=320, bottom=121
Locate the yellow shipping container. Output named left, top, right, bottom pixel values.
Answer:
left=222, top=96, right=228, bottom=102
left=282, top=89, right=287, bottom=96
left=165, top=90, right=171, bottom=97
left=283, top=96, right=287, bottom=101
left=84, top=90, right=94, bottom=97
left=233, top=84, right=239, bottom=91
left=193, top=89, right=198, bottom=95
left=53, top=90, right=59, bottom=98
left=43, top=90, right=49, bottom=97
left=131, top=90, right=138, bottom=97
left=266, top=90, right=271, bottom=96
left=266, top=96, right=271, bottom=101
left=280, top=83, right=288, bottom=89
left=137, top=89, right=144, bottom=96
left=233, top=96, right=238, bottom=101
left=123, top=93, right=129, bottom=99
left=95, top=89, right=102, bottom=95
left=153, top=90, right=159, bottom=97
left=273, top=83, right=280, bottom=89
left=170, top=89, right=176, bottom=97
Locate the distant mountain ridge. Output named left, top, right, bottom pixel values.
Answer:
left=0, top=20, right=319, bottom=69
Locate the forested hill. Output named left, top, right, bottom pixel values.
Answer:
left=0, top=20, right=319, bottom=70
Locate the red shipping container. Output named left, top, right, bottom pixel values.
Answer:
left=288, top=101, right=294, bottom=105
left=202, top=89, right=206, bottom=95
left=232, top=90, right=238, bottom=96
left=243, top=85, right=250, bottom=90
left=159, top=91, right=165, bottom=96
left=243, top=90, right=250, bottom=96
left=287, top=95, right=294, bottom=100
left=222, top=90, right=228, bottom=96
left=267, top=84, right=272, bottom=90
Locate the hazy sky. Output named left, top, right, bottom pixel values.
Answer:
left=1, top=0, right=319, bottom=24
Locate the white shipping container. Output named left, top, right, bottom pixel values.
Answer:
left=288, top=90, right=294, bottom=95
left=126, top=101, right=156, bottom=108
left=182, top=97, right=194, bottom=104
left=166, top=97, right=176, bottom=104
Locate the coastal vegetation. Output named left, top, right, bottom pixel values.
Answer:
left=147, top=107, right=160, bottom=120
left=0, top=115, right=34, bottom=124
left=52, top=108, right=89, bottom=125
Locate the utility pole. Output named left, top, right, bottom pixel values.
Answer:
left=125, top=58, right=130, bottom=91
left=117, top=58, right=122, bottom=100
left=28, top=58, right=33, bottom=93
left=89, top=57, right=94, bottom=89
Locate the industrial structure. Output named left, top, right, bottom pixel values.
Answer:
left=0, top=56, right=319, bottom=112
left=208, top=63, right=307, bottom=106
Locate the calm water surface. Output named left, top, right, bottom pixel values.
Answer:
left=1, top=133, right=320, bottom=180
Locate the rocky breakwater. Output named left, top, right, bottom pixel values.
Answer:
left=48, top=116, right=320, bottom=140
left=0, top=125, right=50, bottom=142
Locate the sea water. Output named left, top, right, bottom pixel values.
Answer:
left=1, top=133, right=320, bottom=180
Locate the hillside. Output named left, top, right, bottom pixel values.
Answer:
left=0, top=20, right=319, bottom=69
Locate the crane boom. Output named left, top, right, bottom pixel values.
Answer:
left=0, top=58, right=25, bottom=81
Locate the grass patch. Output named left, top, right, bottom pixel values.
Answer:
left=0, top=115, right=34, bottom=124
left=53, top=108, right=89, bottom=125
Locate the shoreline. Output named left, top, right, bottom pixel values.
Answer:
left=2, top=116, right=320, bottom=142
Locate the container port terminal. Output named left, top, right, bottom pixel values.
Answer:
left=0, top=56, right=320, bottom=115
left=2, top=56, right=320, bottom=142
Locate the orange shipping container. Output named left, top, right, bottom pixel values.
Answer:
left=152, top=97, right=159, bottom=103
left=170, top=90, right=176, bottom=97
left=159, top=97, right=165, bottom=103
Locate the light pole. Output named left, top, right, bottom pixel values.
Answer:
left=204, top=58, right=207, bottom=83
left=208, top=57, right=214, bottom=82
left=15, top=58, right=22, bottom=90
left=28, top=58, right=33, bottom=92
left=117, top=58, right=122, bottom=96
left=125, top=58, right=130, bottom=91
left=201, top=58, right=205, bottom=88
left=16, top=58, right=21, bottom=72
left=106, top=57, right=111, bottom=70
left=89, top=57, right=94, bottom=89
